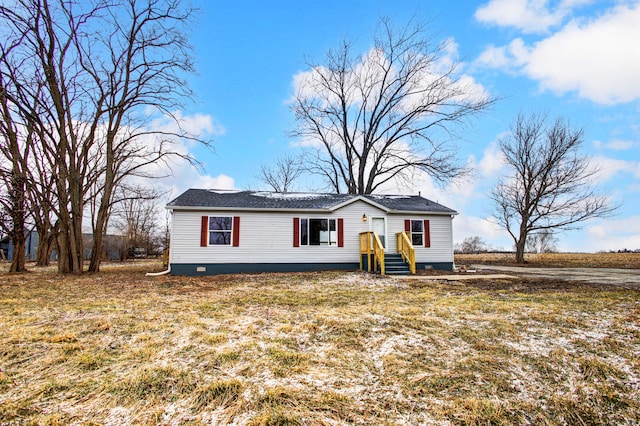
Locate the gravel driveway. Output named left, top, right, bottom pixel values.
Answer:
left=471, top=264, right=640, bottom=286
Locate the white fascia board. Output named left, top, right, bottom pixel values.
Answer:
left=329, top=196, right=390, bottom=212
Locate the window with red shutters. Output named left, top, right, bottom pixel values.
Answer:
left=406, top=219, right=430, bottom=247
left=294, top=217, right=342, bottom=247
left=200, top=216, right=239, bottom=246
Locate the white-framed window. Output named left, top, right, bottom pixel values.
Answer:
left=300, top=218, right=337, bottom=246
left=410, top=220, right=424, bottom=246
left=208, top=216, right=233, bottom=245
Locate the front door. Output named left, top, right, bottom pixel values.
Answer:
left=372, top=217, right=386, bottom=248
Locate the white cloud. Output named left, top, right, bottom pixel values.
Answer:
left=593, top=139, right=636, bottom=151
left=474, top=0, right=591, bottom=34
left=477, top=4, right=640, bottom=104
left=119, top=110, right=232, bottom=198
left=526, top=4, right=640, bottom=104
left=156, top=171, right=237, bottom=207
left=191, top=173, right=236, bottom=190
left=592, top=155, right=640, bottom=181
left=583, top=216, right=640, bottom=251
left=150, top=111, right=225, bottom=140
left=474, top=38, right=531, bottom=71
left=477, top=141, right=506, bottom=177
left=475, top=44, right=512, bottom=70
left=453, top=214, right=513, bottom=250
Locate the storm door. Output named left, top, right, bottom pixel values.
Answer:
left=372, top=217, right=386, bottom=248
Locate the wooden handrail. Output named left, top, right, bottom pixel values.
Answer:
left=359, top=231, right=385, bottom=275
left=396, top=231, right=416, bottom=274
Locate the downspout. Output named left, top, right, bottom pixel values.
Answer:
left=146, top=266, right=171, bottom=276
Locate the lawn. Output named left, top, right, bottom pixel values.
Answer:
left=1, top=261, right=639, bottom=425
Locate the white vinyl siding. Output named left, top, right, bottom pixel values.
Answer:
left=170, top=200, right=384, bottom=264
left=169, top=200, right=454, bottom=265
left=386, top=215, right=454, bottom=264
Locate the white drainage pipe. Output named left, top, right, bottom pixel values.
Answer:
left=145, top=266, right=171, bottom=277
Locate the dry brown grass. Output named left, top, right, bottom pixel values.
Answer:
left=456, top=251, right=640, bottom=269
left=1, top=260, right=639, bottom=424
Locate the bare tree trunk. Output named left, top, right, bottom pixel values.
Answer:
left=88, top=148, right=115, bottom=273
left=36, top=227, right=57, bottom=267
left=35, top=228, right=51, bottom=266
left=515, top=236, right=527, bottom=264
left=10, top=235, right=26, bottom=273
left=8, top=166, right=28, bottom=273
left=0, top=79, right=29, bottom=273
left=70, top=191, right=84, bottom=273
left=88, top=205, right=109, bottom=272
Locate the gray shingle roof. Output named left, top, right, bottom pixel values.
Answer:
left=167, top=189, right=457, bottom=214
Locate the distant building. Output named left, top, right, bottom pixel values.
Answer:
left=1, top=231, right=126, bottom=262
left=0, top=229, right=40, bottom=261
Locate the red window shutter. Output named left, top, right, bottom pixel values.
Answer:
left=293, top=217, right=300, bottom=247
left=338, top=218, right=344, bottom=247
left=200, top=216, right=208, bottom=247
left=404, top=220, right=410, bottom=232
left=424, top=220, right=431, bottom=248
left=232, top=216, right=240, bottom=247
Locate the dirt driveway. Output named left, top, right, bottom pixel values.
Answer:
left=471, top=264, right=640, bottom=287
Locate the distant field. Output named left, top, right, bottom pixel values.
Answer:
left=456, top=252, right=640, bottom=269
left=1, top=262, right=638, bottom=424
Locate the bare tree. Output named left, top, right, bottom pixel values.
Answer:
left=526, top=230, right=558, bottom=254
left=111, top=185, right=162, bottom=260
left=290, top=17, right=493, bottom=194
left=0, top=39, right=32, bottom=272
left=457, top=236, right=486, bottom=254
left=27, top=150, right=58, bottom=266
left=490, top=113, right=616, bottom=264
left=0, top=0, right=206, bottom=273
left=83, top=0, right=203, bottom=272
left=256, top=155, right=303, bottom=192
left=0, top=0, right=111, bottom=273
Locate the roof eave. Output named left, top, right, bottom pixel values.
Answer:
left=166, top=205, right=334, bottom=213
left=167, top=205, right=458, bottom=215
left=387, top=209, right=458, bottom=216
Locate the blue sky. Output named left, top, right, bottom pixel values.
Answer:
left=163, top=0, right=640, bottom=252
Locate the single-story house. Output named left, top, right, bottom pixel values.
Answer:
left=166, top=189, right=458, bottom=276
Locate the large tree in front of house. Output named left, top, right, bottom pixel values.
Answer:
left=490, top=112, right=616, bottom=264
left=290, top=17, right=494, bottom=194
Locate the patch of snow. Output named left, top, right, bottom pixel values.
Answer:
left=368, top=194, right=411, bottom=200
left=325, top=272, right=403, bottom=290
left=104, top=407, right=131, bottom=426
left=251, top=191, right=330, bottom=200
left=208, top=189, right=241, bottom=194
